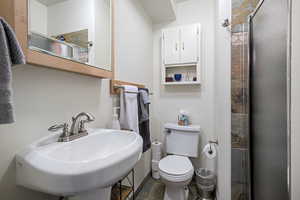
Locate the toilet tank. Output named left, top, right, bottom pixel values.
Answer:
left=164, top=123, right=200, bottom=158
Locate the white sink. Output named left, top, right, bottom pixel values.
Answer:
left=16, top=129, right=143, bottom=199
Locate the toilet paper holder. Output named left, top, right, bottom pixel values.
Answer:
left=208, top=140, right=218, bottom=145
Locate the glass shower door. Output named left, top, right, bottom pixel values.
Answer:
left=231, top=1, right=259, bottom=199
left=231, top=25, right=250, bottom=200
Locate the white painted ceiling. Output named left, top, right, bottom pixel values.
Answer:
left=140, top=0, right=177, bottom=23
left=37, top=0, right=68, bottom=6
left=175, top=0, right=190, bottom=3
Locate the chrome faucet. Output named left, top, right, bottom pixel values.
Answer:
left=48, top=112, right=95, bottom=142
left=70, top=112, right=95, bottom=136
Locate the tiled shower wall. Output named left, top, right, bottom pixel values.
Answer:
left=231, top=0, right=259, bottom=200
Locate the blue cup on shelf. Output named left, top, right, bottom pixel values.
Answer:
left=174, top=74, right=182, bottom=82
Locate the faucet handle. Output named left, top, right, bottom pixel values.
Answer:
left=48, top=123, right=69, bottom=134
left=48, top=123, right=70, bottom=142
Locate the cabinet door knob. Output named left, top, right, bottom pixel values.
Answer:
left=182, top=42, right=185, bottom=50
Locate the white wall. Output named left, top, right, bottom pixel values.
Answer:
left=0, top=0, right=153, bottom=199
left=114, top=0, right=153, bottom=190
left=29, top=0, right=48, bottom=35
left=291, top=0, right=300, bottom=199
left=214, top=0, right=231, bottom=199
left=152, top=0, right=216, bottom=170
left=115, top=0, right=153, bottom=86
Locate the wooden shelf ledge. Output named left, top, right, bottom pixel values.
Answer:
left=110, top=80, right=145, bottom=95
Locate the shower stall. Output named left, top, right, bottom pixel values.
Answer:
left=231, top=0, right=290, bottom=199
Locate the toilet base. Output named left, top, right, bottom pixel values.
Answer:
left=163, top=186, right=189, bottom=200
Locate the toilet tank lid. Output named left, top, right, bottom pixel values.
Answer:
left=164, top=123, right=200, bottom=132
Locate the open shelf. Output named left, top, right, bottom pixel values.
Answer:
left=111, top=169, right=135, bottom=200
left=163, top=81, right=201, bottom=85
left=111, top=185, right=133, bottom=200
left=162, top=65, right=200, bottom=86
left=164, top=63, right=197, bottom=68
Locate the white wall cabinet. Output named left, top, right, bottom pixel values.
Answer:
left=162, top=24, right=201, bottom=85
left=162, top=24, right=200, bottom=65
left=163, top=27, right=181, bottom=65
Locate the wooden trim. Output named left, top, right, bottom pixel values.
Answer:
left=111, top=0, right=116, bottom=79
left=2, top=0, right=115, bottom=79
left=27, top=50, right=113, bottom=78
left=110, top=80, right=145, bottom=95
left=0, top=0, right=14, bottom=26
left=14, top=0, right=28, bottom=57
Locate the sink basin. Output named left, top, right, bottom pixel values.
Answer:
left=16, top=129, right=143, bottom=199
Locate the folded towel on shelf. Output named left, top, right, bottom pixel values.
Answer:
left=119, top=85, right=139, bottom=134
left=0, top=17, right=25, bottom=124
left=138, top=88, right=151, bottom=153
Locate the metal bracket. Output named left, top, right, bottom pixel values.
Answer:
left=222, top=19, right=230, bottom=27
left=222, top=19, right=232, bottom=33
left=209, top=140, right=219, bottom=145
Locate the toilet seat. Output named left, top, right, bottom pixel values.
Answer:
left=159, top=155, right=194, bottom=182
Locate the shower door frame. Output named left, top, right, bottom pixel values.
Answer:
left=247, top=0, right=292, bottom=199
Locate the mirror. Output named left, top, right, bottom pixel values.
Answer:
left=28, top=0, right=112, bottom=71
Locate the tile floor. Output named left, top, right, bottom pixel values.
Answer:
left=135, top=177, right=199, bottom=200
left=232, top=183, right=248, bottom=200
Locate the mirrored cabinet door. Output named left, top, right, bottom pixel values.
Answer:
left=28, top=0, right=112, bottom=71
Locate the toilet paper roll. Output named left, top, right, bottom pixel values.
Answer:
left=202, top=143, right=217, bottom=159
left=152, top=171, right=160, bottom=180
left=152, top=153, right=162, bottom=161
left=152, top=160, right=159, bottom=171
left=152, top=141, right=162, bottom=161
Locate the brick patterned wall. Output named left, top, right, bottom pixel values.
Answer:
left=232, top=0, right=260, bottom=32
left=231, top=32, right=248, bottom=149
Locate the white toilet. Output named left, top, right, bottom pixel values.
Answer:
left=159, top=123, right=200, bottom=200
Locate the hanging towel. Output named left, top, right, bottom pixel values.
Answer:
left=119, top=85, right=139, bottom=134
left=138, top=88, right=151, bottom=152
left=140, top=89, right=150, bottom=104
left=0, top=17, right=25, bottom=124
left=138, top=89, right=150, bottom=122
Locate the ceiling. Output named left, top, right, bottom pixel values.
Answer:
left=37, top=0, right=68, bottom=6
left=175, top=0, right=190, bottom=3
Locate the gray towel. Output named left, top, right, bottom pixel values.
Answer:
left=138, top=90, right=150, bottom=123
left=138, top=88, right=151, bottom=153
left=140, top=89, right=150, bottom=104
left=0, top=17, right=25, bottom=124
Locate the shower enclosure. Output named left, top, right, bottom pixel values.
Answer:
left=231, top=0, right=290, bottom=199
left=249, top=0, right=290, bottom=199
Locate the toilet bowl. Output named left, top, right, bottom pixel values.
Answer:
left=159, top=155, right=194, bottom=200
